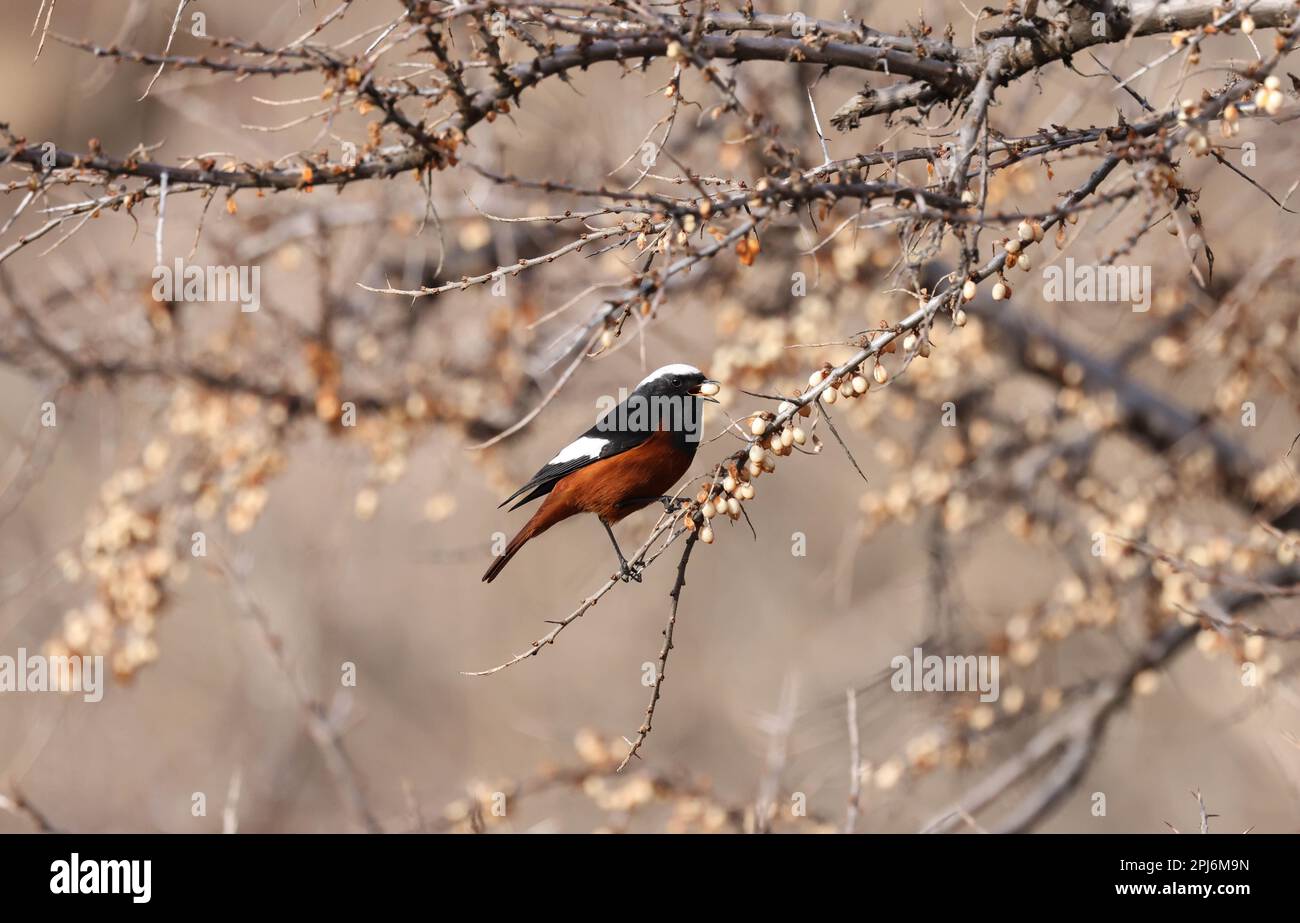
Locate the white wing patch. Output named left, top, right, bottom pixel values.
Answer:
left=635, top=363, right=702, bottom=390
left=549, top=435, right=608, bottom=465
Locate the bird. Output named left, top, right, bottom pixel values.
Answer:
left=483, top=364, right=719, bottom=583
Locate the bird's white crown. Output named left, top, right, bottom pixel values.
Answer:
left=634, top=363, right=703, bottom=390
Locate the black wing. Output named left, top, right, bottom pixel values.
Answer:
left=498, top=402, right=651, bottom=510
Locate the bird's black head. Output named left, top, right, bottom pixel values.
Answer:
left=622, top=364, right=719, bottom=448
left=632, top=364, right=718, bottom=401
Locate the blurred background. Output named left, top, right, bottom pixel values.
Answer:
left=1, top=0, right=1298, bottom=833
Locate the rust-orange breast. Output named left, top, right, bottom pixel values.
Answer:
left=545, top=428, right=694, bottom=524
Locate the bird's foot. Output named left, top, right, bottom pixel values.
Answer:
left=617, top=559, right=644, bottom=583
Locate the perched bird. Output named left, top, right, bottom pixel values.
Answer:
left=483, top=364, right=719, bottom=583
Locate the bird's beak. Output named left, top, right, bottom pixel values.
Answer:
left=692, top=380, right=721, bottom=402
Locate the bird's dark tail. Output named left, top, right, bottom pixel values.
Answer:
left=482, top=529, right=529, bottom=582
left=482, top=503, right=566, bottom=583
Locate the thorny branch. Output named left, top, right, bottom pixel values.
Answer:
left=617, top=529, right=699, bottom=771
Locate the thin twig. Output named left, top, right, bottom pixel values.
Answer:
left=617, top=529, right=699, bottom=771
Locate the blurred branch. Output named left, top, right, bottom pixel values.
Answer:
left=0, top=784, right=60, bottom=833
left=217, top=553, right=381, bottom=834
left=845, top=687, right=862, bottom=834
left=923, top=563, right=1300, bottom=834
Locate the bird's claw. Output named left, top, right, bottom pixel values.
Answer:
left=617, top=560, right=644, bottom=583
left=657, top=496, right=688, bottom=513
